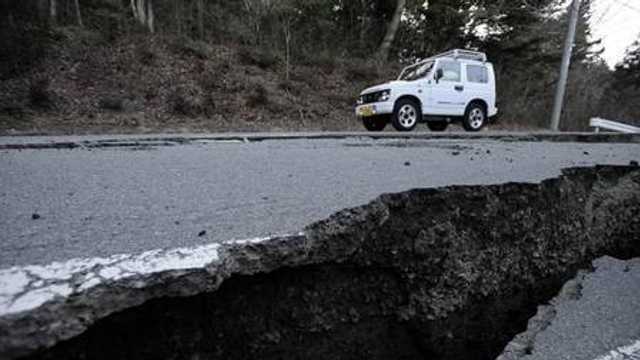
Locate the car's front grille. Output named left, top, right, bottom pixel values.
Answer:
left=360, top=92, right=379, bottom=105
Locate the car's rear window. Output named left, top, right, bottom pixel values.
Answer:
left=467, top=65, right=488, bottom=83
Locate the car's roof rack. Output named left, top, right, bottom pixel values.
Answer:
left=427, top=49, right=487, bottom=62
left=397, top=49, right=487, bottom=80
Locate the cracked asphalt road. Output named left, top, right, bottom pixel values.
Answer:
left=500, top=257, right=640, bottom=360
left=1, top=136, right=639, bottom=268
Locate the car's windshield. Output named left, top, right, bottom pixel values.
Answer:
left=399, top=61, right=434, bottom=81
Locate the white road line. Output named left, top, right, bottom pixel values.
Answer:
left=593, top=340, right=640, bottom=360
left=0, top=234, right=298, bottom=316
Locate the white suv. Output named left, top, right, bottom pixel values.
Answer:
left=355, top=49, right=497, bottom=132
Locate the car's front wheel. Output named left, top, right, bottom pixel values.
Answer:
left=462, top=103, right=487, bottom=132
left=362, top=116, right=388, bottom=132
left=392, top=99, right=420, bottom=132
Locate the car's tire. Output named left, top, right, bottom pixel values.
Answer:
left=427, top=121, right=448, bottom=132
left=462, top=102, right=487, bottom=132
left=392, top=99, right=420, bottom=132
left=362, top=116, right=387, bottom=132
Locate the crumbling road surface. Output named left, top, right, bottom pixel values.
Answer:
left=1, top=134, right=640, bottom=268
left=0, top=164, right=638, bottom=360
left=0, top=133, right=639, bottom=360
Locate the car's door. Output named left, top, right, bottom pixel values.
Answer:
left=425, top=59, right=466, bottom=116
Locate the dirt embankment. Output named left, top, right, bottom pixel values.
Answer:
left=1, top=165, right=638, bottom=360
left=0, top=26, right=395, bottom=136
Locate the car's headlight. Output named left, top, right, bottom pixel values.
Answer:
left=378, top=90, right=391, bottom=102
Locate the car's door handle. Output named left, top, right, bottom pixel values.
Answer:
left=454, top=85, right=464, bottom=92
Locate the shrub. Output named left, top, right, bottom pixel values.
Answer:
left=198, top=70, right=220, bottom=92
left=298, top=51, right=337, bottom=73
left=172, top=38, right=212, bottom=60
left=0, top=21, right=48, bottom=80
left=246, top=84, right=269, bottom=108
left=29, top=77, right=52, bottom=108
left=238, top=47, right=278, bottom=69
left=99, top=96, right=125, bottom=111
left=327, top=93, right=354, bottom=107
left=1, top=104, right=26, bottom=118
left=278, top=80, right=301, bottom=96
left=169, top=86, right=204, bottom=117
left=136, top=44, right=156, bottom=66
left=345, top=61, right=380, bottom=82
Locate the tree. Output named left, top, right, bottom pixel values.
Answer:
left=279, top=10, right=293, bottom=81
left=614, top=38, right=640, bottom=88
left=49, top=0, right=57, bottom=25
left=74, top=0, right=83, bottom=27
left=242, top=0, right=275, bottom=46
left=131, top=0, right=154, bottom=33
left=377, top=0, right=406, bottom=63
left=196, top=0, right=204, bottom=39
left=599, top=36, right=640, bottom=126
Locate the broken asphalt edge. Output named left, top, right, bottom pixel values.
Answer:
left=1, top=132, right=640, bottom=150
left=0, top=164, right=639, bottom=359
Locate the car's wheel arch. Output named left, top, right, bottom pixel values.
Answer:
left=394, top=95, right=422, bottom=113
left=465, top=99, right=488, bottom=114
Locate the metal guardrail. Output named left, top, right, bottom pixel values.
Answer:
left=590, top=118, right=640, bottom=134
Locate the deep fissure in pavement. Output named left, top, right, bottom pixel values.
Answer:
left=14, top=166, right=640, bottom=360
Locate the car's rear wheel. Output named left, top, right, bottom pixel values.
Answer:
left=392, top=99, right=420, bottom=132
left=463, top=103, right=487, bottom=132
left=362, top=116, right=387, bottom=132
left=427, top=121, right=448, bottom=132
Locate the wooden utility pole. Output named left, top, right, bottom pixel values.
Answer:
left=550, top=0, right=582, bottom=131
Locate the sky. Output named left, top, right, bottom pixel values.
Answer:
left=591, top=0, right=640, bottom=67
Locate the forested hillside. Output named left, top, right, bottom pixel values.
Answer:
left=0, top=0, right=638, bottom=134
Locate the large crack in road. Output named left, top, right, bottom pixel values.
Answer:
left=0, top=165, right=638, bottom=360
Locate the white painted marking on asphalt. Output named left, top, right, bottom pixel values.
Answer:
left=593, top=339, right=640, bottom=360
left=223, top=236, right=274, bottom=245
left=0, top=270, right=30, bottom=297
left=0, top=234, right=301, bottom=316
left=6, top=284, right=73, bottom=314
left=0, top=243, right=222, bottom=316
left=221, top=233, right=304, bottom=246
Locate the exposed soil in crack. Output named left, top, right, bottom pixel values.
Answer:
left=4, top=165, right=640, bottom=360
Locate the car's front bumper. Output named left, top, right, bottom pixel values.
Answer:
left=355, top=102, right=394, bottom=117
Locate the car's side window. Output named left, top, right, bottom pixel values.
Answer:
left=467, top=65, right=488, bottom=83
left=436, top=61, right=461, bottom=82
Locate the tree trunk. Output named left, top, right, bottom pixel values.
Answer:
left=197, top=0, right=204, bottom=39
left=131, top=0, right=154, bottom=33
left=49, top=0, right=57, bottom=25
left=147, top=0, right=154, bottom=33
left=175, top=0, right=182, bottom=36
left=376, top=0, right=406, bottom=63
left=136, top=0, right=146, bottom=25
left=131, top=0, right=137, bottom=20
left=282, top=19, right=291, bottom=81
left=359, top=0, right=367, bottom=50
left=74, top=0, right=83, bottom=27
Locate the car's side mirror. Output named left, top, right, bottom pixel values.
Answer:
left=434, top=69, right=443, bottom=83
